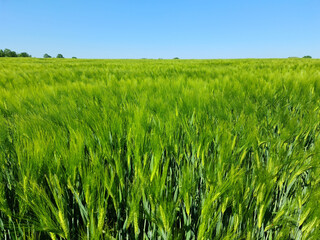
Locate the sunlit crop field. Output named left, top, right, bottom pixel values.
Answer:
left=0, top=58, right=320, bottom=239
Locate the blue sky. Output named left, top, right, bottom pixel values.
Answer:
left=1, top=0, right=319, bottom=58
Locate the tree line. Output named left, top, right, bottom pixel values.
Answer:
left=0, top=49, right=75, bottom=59
left=0, top=48, right=31, bottom=57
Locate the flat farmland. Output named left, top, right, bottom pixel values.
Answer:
left=0, top=58, right=320, bottom=239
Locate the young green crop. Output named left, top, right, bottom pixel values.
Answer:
left=0, top=58, right=319, bottom=239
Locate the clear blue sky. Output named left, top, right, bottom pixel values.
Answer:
left=1, top=0, right=319, bottom=59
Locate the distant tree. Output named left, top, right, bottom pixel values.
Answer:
left=0, top=49, right=4, bottom=57
left=11, top=51, right=18, bottom=57
left=18, top=52, right=31, bottom=57
left=43, top=53, right=52, bottom=58
left=56, top=54, right=64, bottom=58
left=4, top=49, right=17, bottom=57
left=303, top=56, right=312, bottom=59
left=173, top=57, right=179, bottom=59
left=72, top=56, right=77, bottom=59
left=4, top=49, right=11, bottom=56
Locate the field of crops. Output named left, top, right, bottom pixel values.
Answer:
left=0, top=58, right=319, bottom=239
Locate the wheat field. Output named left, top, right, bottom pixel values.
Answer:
left=0, top=58, right=320, bottom=239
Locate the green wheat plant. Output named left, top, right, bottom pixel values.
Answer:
left=0, top=58, right=319, bottom=239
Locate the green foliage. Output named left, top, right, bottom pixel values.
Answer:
left=0, top=49, right=31, bottom=58
left=18, top=52, right=31, bottom=57
left=56, top=54, right=64, bottom=58
left=72, top=57, right=77, bottom=59
left=3, top=48, right=17, bottom=57
left=0, top=58, right=319, bottom=239
left=303, top=56, right=312, bottom=58
left=43, top=53, right=52, bottom=58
